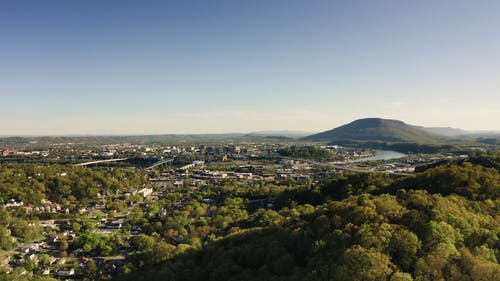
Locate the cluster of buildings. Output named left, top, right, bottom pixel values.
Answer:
left=0, top=212, right=127, bottom=279
left=0, top=227, right=78, bottom=278
left=2, top=199, right=70, bottom=215
left=323, top=145, right=375, bottom=161
left=1, top=148, right=49, bottom=157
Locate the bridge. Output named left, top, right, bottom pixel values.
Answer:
left=74, top=158, right=128, bottom=166
left=146, top=158, right=175, bottom=170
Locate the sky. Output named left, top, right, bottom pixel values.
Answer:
left=0, top=0, right=499, bottom=135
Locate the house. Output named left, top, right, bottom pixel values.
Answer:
left=5, top=199, right=23, bottom=207
left=26, top=253, right=37, bottom=260
left=108, top=218, right=124, bottom=229
left=47, top=233, right=59, bottom=243
left=48, top=257, right=57, bottom=265
left=158, top=208, right=168, bottom=217
left=15, top=267, right=32, bottom=277
left=138, top=187, right=153, bottom=197
left=236, top=172, right=253, bottom=179
left=19, top=247, right=30, bottom=254
left=264, top=176, right=275, bottom=183
left=58, top=268, right=75, bottom=277
left=1, top=148, right=10, bottom=156
left=0, top=264, right=12, bottom=274
left=0, top=256, right=10, bottom=266
left=40, top=220, right=56, bottom=228
left=38, top=268, right=50, bottom=275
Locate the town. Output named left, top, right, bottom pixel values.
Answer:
left=0, top=137, right=480, bottom=280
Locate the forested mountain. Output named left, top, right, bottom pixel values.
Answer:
left=304, top=118, right=444, bottom=143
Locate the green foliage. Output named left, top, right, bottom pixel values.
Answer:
left=72, top=231, right=124, bottom=256
left=120, top=185, right=499, bottom=281
left=1, top=152, right=498, bottom=281
left=0, top=274, right=57, bottom=281
left=389, top=228, right=421, bottom=272
left=321, top=162, right=499, bottom=201
left=396, top=162, right=499, bottom=199
left=0, top=225, right=16, bottom=250
left=277, top=146, right=333, bottom=160
left=335, top=245, right=394, bottom=281
left=0, top=163, right=148, bottom=209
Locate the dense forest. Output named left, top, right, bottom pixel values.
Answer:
left=116, top=158, right=499, bottom=281
left=277, top=146, right=334, bottom=160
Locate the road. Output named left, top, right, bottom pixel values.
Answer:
left=281, top=157, right=410, bottom=175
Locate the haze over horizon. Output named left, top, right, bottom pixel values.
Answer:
left=1, top=0, right=499, bottom=135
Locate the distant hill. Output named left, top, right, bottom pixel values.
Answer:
left=421, top=127, right=467, bottom=137
left=475, top=136, right=500, bottom=145
left=246, top=130, right=313, bottom=138
left=304, top=118, right=444, bottom=143
left=0, top=134, right=247, bottom=147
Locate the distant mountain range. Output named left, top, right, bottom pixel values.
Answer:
left=246, top=130, right=313, bottom=138
left=303, top=118, right=493, bottom=143
left=1, top=118, right=498, bottom=146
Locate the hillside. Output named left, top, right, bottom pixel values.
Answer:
left=421, top=127, right=467, bottom=137
left=304, top=118, right=444, bottom=143
left=118, top=161, right=500, bottom=281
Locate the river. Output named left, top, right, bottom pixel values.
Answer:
left=349, top=150, right=407, bottom=162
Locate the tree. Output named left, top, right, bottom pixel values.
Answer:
left=57, top=239, right=69, bottom=251
left=0, top=225, right=15, bottom=250
left=83, top=259, right=98, bottom=278
left=130, top=234, right=155, bottom=252
left=151, top=241, right=176, bottom=264
left=389, top=228, right=421, bottom=272
left=38, top=254, right=52, bottom=268
left=390, top=272, right=413, bottom=281
left=338, top=245, right=394, bottom=281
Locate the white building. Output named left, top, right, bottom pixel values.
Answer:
left=138, top=188, right=153, bottom=197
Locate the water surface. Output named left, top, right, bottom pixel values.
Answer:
left=350, top=150, right=407, bottom=162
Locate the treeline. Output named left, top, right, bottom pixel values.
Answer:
left=0, top=134, right=248, bottom=147
left=274, top=160, right=498, bottom=207
left=319, top=162, right=499, bottom=201
left=477, top=137, right=499, bottom=145
left=117, top=159, right=499, bottom=281
left=277, top=146, right=333, bottom=160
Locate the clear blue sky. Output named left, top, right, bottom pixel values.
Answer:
left=1, top=0, right=499, bottom=134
